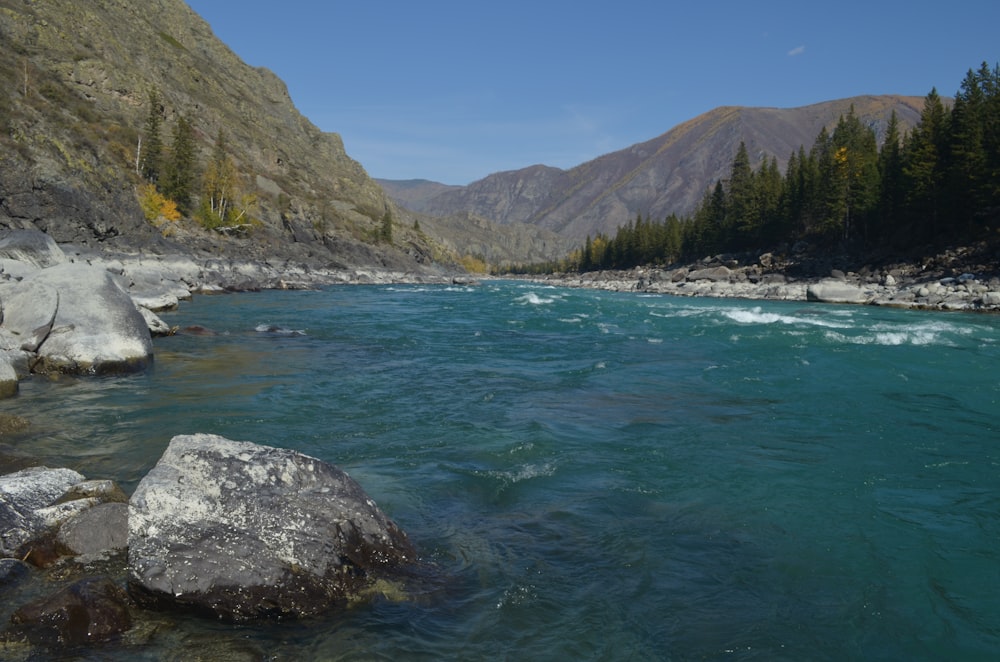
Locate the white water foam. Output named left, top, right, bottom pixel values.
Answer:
left=517, top=292, right=558, bottom=305
left=722, top=307, right=853, bottom=329
left=824, top=320, right=972, bottom=346
left=254, top=324, right=306, bottom=336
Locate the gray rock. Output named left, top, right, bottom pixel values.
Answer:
left=57, top=502, right=128, bottom=556
left=26, top=263, right=154, bottom=374
left=687, top=265, right=732, bottom=282
left=0, top=466, right=85, bottom=558
left=806, top=279, right=869, bottom=304
left=0, top=280, right=58, bottom=351
left=9, top=577, right=133, bottom=646
left=0, top=230, right=66, bottom=269
left=120, top=259, right=197, bottom=312
left=136, top=305, right=173, bottom=337
left=0, top=354, right=17, bottom=399
left=128, top=433, right=416, bottom=621
left=0, top=557, right=30, bottom=589
left=0, top=258, right=41, bottom=281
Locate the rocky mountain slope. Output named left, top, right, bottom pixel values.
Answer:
left=381, top=96, right=926, bottom=245
left=0, top=0, right=453, bottom=271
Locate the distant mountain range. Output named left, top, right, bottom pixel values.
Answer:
left=380, top=95, right=926, bottom=247
left=0, top=0, right=932, bottom=270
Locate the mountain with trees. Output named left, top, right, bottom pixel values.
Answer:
left=379, top=96, right=927, bottom=247
left=0, top=0, right=458, bottom=271
left=535, top=63, right=1000, bottom=274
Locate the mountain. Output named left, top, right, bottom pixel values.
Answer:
left=381, top=96, right=926, bottom=246
left=0, top=0, right=450, bottom=271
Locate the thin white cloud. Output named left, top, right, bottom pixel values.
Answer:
left=788, top=45, right=806, bottom=57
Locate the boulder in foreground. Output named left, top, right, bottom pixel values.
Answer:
left=127, top=434, right=416, bottom=621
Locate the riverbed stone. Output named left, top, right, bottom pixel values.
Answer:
left=127, top=433, right=416, bottom=621
left=26, top=263, right=154, bottom=374
left=0, top=355, right=17, bottom=399
left=0, top=558, right=30, bottom=589
left=9, top=577, right=133, bottom=646
left=56, top=502, right=128, bottom=557
left=0, top=466, right=85, bottom=558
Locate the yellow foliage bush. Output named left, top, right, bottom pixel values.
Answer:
left=458, top=254, right=490, bottom=274
left=138, top=183, right=181, bottom=222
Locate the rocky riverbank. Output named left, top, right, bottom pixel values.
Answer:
left=0, top=229, right=459, bottom=397
left=1, top=434, right=416, bottom=656
left=1, top=229, right=435, bottom=656
left=526, top=245, right=1000, bottom=312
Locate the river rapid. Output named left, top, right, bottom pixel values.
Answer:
left=4, top=280, right=999, bottom=660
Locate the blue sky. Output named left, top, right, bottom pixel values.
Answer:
left=185, top=1, right=998, bottom=185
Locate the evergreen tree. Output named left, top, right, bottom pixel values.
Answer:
left=755, top=156, right=784, bottom=245
left=379, top=209, right=393, bottom=243
left=978, top=62, right=1000, bottom=207
left=947, top=69, right=988, bottom=230
left=726, top=141, right=757, bottom=246
left=161, top=114, right=197, bottom=214
left=902, top=88, right=949, bottom=241
left=830, top=107, right=880, bottom=242
left=141, top=88, right=163, bottom=183
left=877, top=111, right=905, bottom=242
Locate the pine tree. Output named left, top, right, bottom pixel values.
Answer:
left=379, top=209, right=393, bottom=243
left=877, top=111, right=904, bottom=242
left=755, top=156, right=784, bottom=245
left=978, top=62, right=1000, bottom=207
left=161, top=114, right=197, bottom=214
left=726, top=141, right=757, bottom=246
left=947, top=65, right=991, bottom=231
left=903, top=88, right=949, bottom=241
left=141, top=89, right=163, bottom=184
left=830, top=107, right=880, bottom=242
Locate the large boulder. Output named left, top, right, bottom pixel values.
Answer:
left=0, top=280, right=58, bottom=352
left=0, top=230, right=66, bottom=269
left=687, top=265, right=733, bottom=282
left=26, top=263, right=153, bottom=374
left=806, top=279, right=870, bottom=304
left=128, top=434, right=416, bottom=621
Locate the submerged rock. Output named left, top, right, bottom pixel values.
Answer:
left=127, top=434, right=416, bottom=621
left=9, top=577, right=133, bottom=647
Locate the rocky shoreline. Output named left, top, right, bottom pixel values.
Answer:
left=0, top=229, right=459, bottom=396
left=525, top=246, right=1000, bottom=312
left=1, top=229, right=435, bottom=656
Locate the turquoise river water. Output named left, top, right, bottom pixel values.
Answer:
left=3, top=280, right=999, bottom=660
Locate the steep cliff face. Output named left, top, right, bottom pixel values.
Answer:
left=0, top=0, right=444, bottom=269
left=385, top=96, right=926, bottom=244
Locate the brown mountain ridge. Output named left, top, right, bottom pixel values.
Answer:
left=380, top=95, right=926, bottom=247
